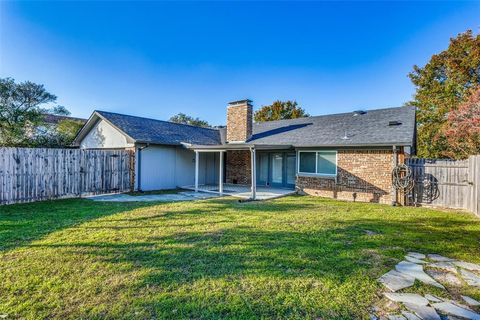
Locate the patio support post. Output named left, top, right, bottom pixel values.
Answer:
left=219, top=151, right=224, bottom=195
left=195, top=151, right=199, bottom=192
left=250, top=147, right=256, bottom=200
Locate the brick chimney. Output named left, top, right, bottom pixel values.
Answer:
left=226, top=99, right=253, bottom=143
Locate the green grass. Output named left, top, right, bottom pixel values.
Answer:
left=0, top=195, right=479, bottom=319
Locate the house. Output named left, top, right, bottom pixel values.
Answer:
left=73, top=100, right=416, bottom=204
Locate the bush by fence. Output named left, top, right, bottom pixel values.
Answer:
left=0, top=147, right=133, bottom=205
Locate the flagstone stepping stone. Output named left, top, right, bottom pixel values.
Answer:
left=432, top=302, right=480, bottom=320
left=461, top=296, right=480, bottom=306
left=404, top=303, right=441, bottom=320
left=428, top=262, right=458, bottom=274
left=365, top=229, right=379, bottom=236
left=388, top=315, right=407, bottom=320
left=427, top=269, right=463, bottom=287
left=460, top=269, right=480, bottom=287
left=396, top=261, right=445, bottom=289
left=425, top=294, right=442, bottom=303
left=454, top=261, right=480, bottom=272
left=379, top=270, right=416, bottom=291
left=384, top=293, right=429, bottom=306
left=406, top=256, right=428, bottom=264
left=428, top=254, right=455, bottom=262
left=408, top=252, right=426, bottom=260
left=401, top=311, right=421, bottom=320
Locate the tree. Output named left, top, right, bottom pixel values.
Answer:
left=169, top=113, right=210, bottom=127
left=408, top=30, right=480, bottom=158
left=254, top=100, right=309, bottom=122
left=0, top=77, right=80, bottom=147
left=32, top=117, right=85, bottom=148
left=441, top=87, right=480, bottom=159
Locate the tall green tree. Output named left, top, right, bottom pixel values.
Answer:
left=169, top=113, right=210, bottom=127
left=0, top=77, right=80, bottom=147
left=254, top=100, right=309, bottom=122
left=408, top=30, right=480, bottom=158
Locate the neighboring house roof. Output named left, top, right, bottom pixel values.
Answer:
left=248, top=106, right=416, bottom=147
left=74, top=110, right=222, bottom=146
left=43, top=114, right=87, bottom=125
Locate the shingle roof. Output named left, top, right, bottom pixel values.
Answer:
left=96, top=111, right=221, bottom=145
left=249, top=106, right=416, bottom=147
left=83, top=106, right=415, bottom=148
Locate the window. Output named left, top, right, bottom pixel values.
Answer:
left=298, top=151, right=337, bottom=176
left=299, top=152, right=316, bottom=173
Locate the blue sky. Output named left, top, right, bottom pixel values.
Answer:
left=1, top=1, right=479, bottom=125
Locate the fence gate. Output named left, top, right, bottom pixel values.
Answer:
left=407, top=155, right=479, bottom=216
left=0, top=148, right=134, bottom=205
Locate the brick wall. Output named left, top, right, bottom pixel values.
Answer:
left=296, top=149, right=395, bottom=204
left=225, top=150, right=251, bottom=184
left=226, top=102, right=252, bottom=142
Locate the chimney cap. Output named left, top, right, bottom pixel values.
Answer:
left=228, top=99, right=253, bottom=107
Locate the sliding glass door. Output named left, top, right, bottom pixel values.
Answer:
left=256, top=151, right=296, bottom=189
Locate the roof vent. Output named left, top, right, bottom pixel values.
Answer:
left=353, top=110, right=367, bottom=116
left=341, top=131, right=350, bottom=140
left=389, top=121, right=402, bottom=126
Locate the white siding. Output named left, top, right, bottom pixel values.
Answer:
left=80, top=119, right=133, bottom=149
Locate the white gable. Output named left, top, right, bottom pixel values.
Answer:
left=80, top=119, right=133, bottom=149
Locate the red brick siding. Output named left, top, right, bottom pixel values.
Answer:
left=226, top=150, right=251, bottom=184
left=296, top=149, right=394, bottom=204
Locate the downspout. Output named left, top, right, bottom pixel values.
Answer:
left=137, top=144, right=150, bottom=192
left=391, top=145, right=398, bottom=206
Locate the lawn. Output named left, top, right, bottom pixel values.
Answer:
left=1, top=195, right=479, bottom=319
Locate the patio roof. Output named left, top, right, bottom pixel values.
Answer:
left=185, top=143, right=293, bottom=151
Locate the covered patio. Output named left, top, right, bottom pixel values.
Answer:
left=182, top=183, right=296, bottom=200
left=182, top=144, right=296, bottom=200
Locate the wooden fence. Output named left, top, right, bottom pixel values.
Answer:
left=407, top=155, right=480, bottom=216
left=0, top=148, right=133, bottom=205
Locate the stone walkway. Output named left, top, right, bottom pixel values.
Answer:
left=87, top=191, right=221, bottom=202
left=373, top=252, right=480, bottom=320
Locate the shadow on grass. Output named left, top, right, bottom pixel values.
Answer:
left=25, top=202, right=480, bottom=318
left=0, top=199, right=155, bottom=252
left=3, top=196, right=480, bottom=318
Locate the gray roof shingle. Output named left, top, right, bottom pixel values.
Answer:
left=249, top=106, right=416, bottom=147
left=96, top=111, right=221, bottom=145
left=92, top=106, right=415, bottom=148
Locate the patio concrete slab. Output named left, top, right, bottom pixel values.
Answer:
left=183, top=184, right=296, bottom=200
left=87, top=191, right=220, bottom=202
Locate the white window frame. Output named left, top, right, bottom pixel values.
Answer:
left=297, top=150, right=337, bottom=177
